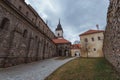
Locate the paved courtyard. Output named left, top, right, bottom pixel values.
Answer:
left=0, top=57, right=75, bottom=80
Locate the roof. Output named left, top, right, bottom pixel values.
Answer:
left=53, top=38, right=71, bottom=44
left=71, top=44, right=81, bottom=49
left=79, top=29, right=104, bottom=36
left=55, top=19, right=63, bottom=31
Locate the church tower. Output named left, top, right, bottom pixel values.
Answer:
left=55, top=19, right=63, bottom=38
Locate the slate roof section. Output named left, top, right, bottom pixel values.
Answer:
left=55, top=19, right=63, bottom=31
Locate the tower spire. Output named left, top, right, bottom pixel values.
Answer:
left=59, top=18, right=60, bottom=24
left=55, top=19, right=63, bottom=38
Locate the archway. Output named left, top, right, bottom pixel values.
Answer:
left=64, top=50, right=69, bottom=56
left=75, top=51, right=80, bottom=57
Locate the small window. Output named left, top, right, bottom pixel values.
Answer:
left=0, top=18, right=10, bottom=30
left=98, top=37, right=101, bottom=40
left=93, top=48, right=96, bottom=51
left=26, top=12, right=29, bottom=16
left=91, top=37, right=94, bottom=41
left=84, top=38, right=88, bottom=42
left=39, top=21, right=41, bottom=26
left=47, top=43, right=48, bottom=47
left=58, top=33, right=60, bottom=36
left=19, top=6, right=22, bottom=10
left=35, top=36, right=38, bottom=41
left=23, top=29, right=27, bottom=38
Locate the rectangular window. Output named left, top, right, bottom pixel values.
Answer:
left=98, top=37, right=101, bottom=40
left=19, top=6, right=22, bottom=10
left=93, top=48, right=96, bottom=51
left=91, top=37, right=94, bottom=41
left=84, top=38, right=88, bottom=42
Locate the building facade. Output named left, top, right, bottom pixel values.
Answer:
left=103, top=0, right=120, bottom=73
left=79, top=30, right=104, bottom=57
left=0, top=0, right=57, bottom=68
left=53, top=20, right=71, bottom=56
left=71, top=44, right=81, bottom=57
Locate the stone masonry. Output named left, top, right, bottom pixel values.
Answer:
left=103, top=0, right=120, bottom=73
left=0, top=0, right=57, bottom=68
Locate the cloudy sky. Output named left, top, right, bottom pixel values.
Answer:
left=25, top=0, right=109, bottom=43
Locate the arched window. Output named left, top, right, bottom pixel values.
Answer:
left=0, top=18, right=10, bottom=30
left=23, top=29, right=28, bottom=38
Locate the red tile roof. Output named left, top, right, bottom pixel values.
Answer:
left=53, top=38, right=71, bottom=44
left=79, top=29, right=104, bottom=36
left=71, top=44, right=81, bottom=49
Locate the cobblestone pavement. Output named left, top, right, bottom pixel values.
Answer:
left=0, top=57, right=76, bottom=80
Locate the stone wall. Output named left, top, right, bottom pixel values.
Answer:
left=0, top=0, right=57, bottom=68
left=103, top=0, right=120, bottom=73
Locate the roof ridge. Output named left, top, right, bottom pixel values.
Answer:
left=79, top=29, right=104, bottom=36
left=53, top=38, right=71, bottom=44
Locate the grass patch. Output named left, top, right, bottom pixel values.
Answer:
left=45, top=58, right=120, bottom=80
left=55, top=57, right=72, bottom=60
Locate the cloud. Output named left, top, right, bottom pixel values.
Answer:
left=25, top=0, right=109, bottom=43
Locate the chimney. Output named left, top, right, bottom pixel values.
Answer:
left=96, top=24, right=99, bottom=30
